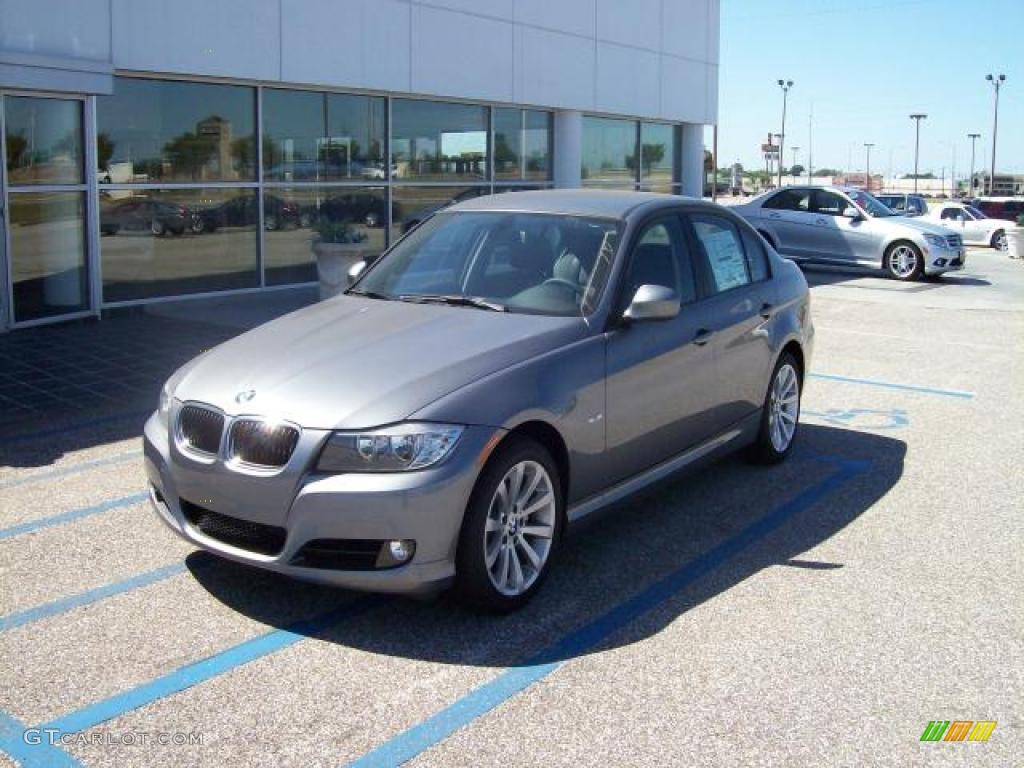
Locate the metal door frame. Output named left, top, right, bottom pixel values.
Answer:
left=0, top=89, right=95, bottom=330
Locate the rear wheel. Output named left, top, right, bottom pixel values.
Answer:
left=884, top=241, right=923, bottom=281
left=992, top=230, right=1007, bottom=251
left=151, top=219, right=166, bottom=237
left=748, top=353, right=801, bottom=465
left=455, top=437, right=563, bottom=612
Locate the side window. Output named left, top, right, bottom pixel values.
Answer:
left=691, top=214, right=752, bottom=294
left=763, top=189, right=810, bottom=212
left=940, top=208, right=959, bottom=220
left=624, top=217, right=697, bottom=305
left=741, top=228, right=770, bottom=282
left=809, top=190, right=845, bottom=215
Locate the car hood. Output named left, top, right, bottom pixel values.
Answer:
left=876, top=216, right=954, bottom=237
left=171, top=296, right=587, bottom=430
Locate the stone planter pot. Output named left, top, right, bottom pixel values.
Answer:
left=313, top=241, right=370, bottom=299
left=1004, top=227, right=1023, bottom=260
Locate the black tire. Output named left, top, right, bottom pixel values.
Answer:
left=991, top=230, right=1006, bottom=251
left=748, top=352, right=802, bottom=465
left=455, top=436, right=564, bottom=613
left=364, top=211, right=379, bottom=228
left=884, top=241, right=924, bottom=281
left=265, top=214, right=280, bottom=231
left=151, top=219, right=166, bottom=237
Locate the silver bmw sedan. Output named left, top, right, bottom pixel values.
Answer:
left=144, top=190, right=813, bottom=611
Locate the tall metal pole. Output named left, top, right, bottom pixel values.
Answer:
left=777, top=79, right=792, bottom=189
left=864, top=143, right=874, bottom=192
left=910, top=114, right=927, bottom=194
left=790, top=146, right=799, bottom=181
left=807, top=102, right=813, bottom=181
left=985, top=74, right=1006, bottom=195
left=968, top=132, right=980, bottom=198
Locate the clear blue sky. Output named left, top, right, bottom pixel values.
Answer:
left=717, top=0, right=1023, bottom=178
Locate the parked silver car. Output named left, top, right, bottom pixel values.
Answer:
left=733, top=186, right=964, bottom=280
left=144, top=190, right=813, bottom=611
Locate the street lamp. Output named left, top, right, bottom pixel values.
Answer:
left=909, top=114, right=927, bottom=193
left=967, top=132, right=981, bottom=197
left=864, top=143, right=874, bottom=192
left=772, top=133, right=782, bottom=186
left=790, top=146, right=800, bottom=180
left=777, top=79, right=793, bottom=188
left=985, top=74, right=1006, bottom=195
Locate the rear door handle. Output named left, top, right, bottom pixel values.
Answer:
left=693, top=328, right=713, bottom=346
left=815, top=217, right=827, bottom=225
left=768, top=212, right=781, bottom=219
left=759, top=302, right=774, bottom=319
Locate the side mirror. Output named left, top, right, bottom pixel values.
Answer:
left=346, top=259, right=367, bottom=286
left=842, top=207, right=862, bottom=220
left=623, top=284, right=680, bottom=322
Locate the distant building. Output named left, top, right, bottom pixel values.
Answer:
left=969, top=173, right=1024, bottom=196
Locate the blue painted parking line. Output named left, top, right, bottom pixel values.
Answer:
left=346, top=456, right=868, bottom=768
left=809, top=372, right=974, bottom=399
left=0, top=559, right=201, bottom=633
left=41, top=596, right=379, bottom=739
left=0, top=708, right=83, bottom=768
left=0, top=450, right=142, bottom=491
left=0, top=491, right=148, bottom=541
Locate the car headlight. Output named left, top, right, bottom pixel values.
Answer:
left=316, top=423, right=464, bottom=473
left=923, top=233, right=947, bottom=248
left=157, top=382, right=172, bottom=428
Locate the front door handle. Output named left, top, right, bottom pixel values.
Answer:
left=759, top=302, right=774, bottom=319
left=693, top=328, right=713, bottom=346
left=815, top=217, right=827, bottom=225
left=768, top=212, right=781, bottom=219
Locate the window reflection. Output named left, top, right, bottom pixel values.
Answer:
left=4, top=97, right=83, bottom=185
left=96, top=77, right=255, bottom=183
left=494, top=109, right=552, bottom=181
left=582, top=116, right=637, bottom=189
left=100, top=189, right=258, bottom=302
left=391, top=100, right=488, bottom=181
left=640, top=123, right=676, bottom=188
left=262, top=89, right=386, bottom=182
left=9, top=192, right=88, bottom=322
left=263, top=187, right=387, bottom=286
left=391, top=186, right=491, bottom=241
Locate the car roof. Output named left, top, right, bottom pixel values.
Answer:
left=447, top=189, right=703, bottom=219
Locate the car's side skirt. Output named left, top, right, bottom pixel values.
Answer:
left=567, top=412, right=761, bottom=524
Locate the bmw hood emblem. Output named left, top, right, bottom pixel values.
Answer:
left=235, top=389, right=256, bottom=404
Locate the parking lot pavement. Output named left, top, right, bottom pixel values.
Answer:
left=1, top=247, right=1021, bottom=767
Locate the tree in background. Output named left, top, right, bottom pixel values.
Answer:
left=164, top=130, right=217, bottom=181
left=789, top=164, right=805, bottom=177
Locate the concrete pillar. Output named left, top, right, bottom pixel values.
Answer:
left=680, top=123, right=705, bottom=198
left=553, top=110, right=582, bottom=189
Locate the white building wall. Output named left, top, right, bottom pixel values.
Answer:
left=1, top=0, right=719, bottom=124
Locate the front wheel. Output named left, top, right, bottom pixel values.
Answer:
left=992, top=230, right=1007, bottom=252
left=748, top=353, right=801, bottom=465
left=455, top=437, right=563, bottom=612
left=884, top=242, right=923, bottom=281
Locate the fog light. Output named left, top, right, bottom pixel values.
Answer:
left=934, top=258, right=947, bottom=267
left=376, top=539, right=416, bottom=568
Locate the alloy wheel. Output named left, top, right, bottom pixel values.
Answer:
left=889, top=245, right=919, bottom=278
left=768, top=363, right=800, bottom=452
left=995, top=232, right=1007, bottom=251
left=483, top=460, right=556, bottom=596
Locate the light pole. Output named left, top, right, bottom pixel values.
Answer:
left=864, top=143, right=874, bottom=192
left=909, top=114, right=927, bottom=193
left=790, top=146, right=800, bottom=181
left=772, top=133, right=782, bottom=187
left=985, top=74, right=1006, bottom=195
left=968, top=132, right=980, bottom=197
left=777, top=79, right=793, bottom=189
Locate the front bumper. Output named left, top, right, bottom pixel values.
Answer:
left=143, top=412, right=501, bottom=594
left=922, top=241, right=966, bottom=275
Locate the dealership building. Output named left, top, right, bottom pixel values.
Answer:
left=0, top=0, right=720, bottom=331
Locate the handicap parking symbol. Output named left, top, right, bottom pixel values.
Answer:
left=802, top=407, right=908, bottom=430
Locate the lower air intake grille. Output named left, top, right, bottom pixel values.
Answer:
left=227, top=419, right=300, bottom=468
left=181, top=500, right=286, bottom=556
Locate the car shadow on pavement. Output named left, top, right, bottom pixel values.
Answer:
left=801, top=265, right=991, bottom=288
left=185, top=423, right=906, bottom=669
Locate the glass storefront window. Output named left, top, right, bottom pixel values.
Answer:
left=262, top=89, right=386, bottom=182
left=523, top=110, right=552, bottom=180
left=494, top=109, right=552, bottom=181
left=582, top=116, right=637, bottom=189
left=640, top=123, right=677, bottom=191
left=4, top=97, right=83, bottom=185
left=9, top=192, right=88, bottom=322
left=99, top=188, right=258, bottom=302
left=391, top=186, right=491, bottom=242
left=391, top=100, right=487, bottom=182
left=263, top=187, right=387, bottom=286
left=96, top=77, right=255, bottom=183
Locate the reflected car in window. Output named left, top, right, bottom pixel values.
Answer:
left=99, top=197, right=192, bottom=237
left=732, top=185, right=965, bottom=281
left=145, top=191, right=812, bottom=612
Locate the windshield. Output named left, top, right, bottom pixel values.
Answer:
left=847, top=189, right=897, bottom=218
left=965, top=205, right=986, bottom=219
left=352, top=211, right=623, bottom=316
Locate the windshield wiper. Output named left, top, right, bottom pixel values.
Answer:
left=397, top=293, right=507, bottom=312
left=345, top=288, right=393, bottom=301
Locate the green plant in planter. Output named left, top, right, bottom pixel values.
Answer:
left=1016, top=212, right=1024, bottom=228
left=313, top=218, right=368, bottom=244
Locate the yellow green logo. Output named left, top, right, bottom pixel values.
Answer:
left=920, top=721, right=996, bottom=742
